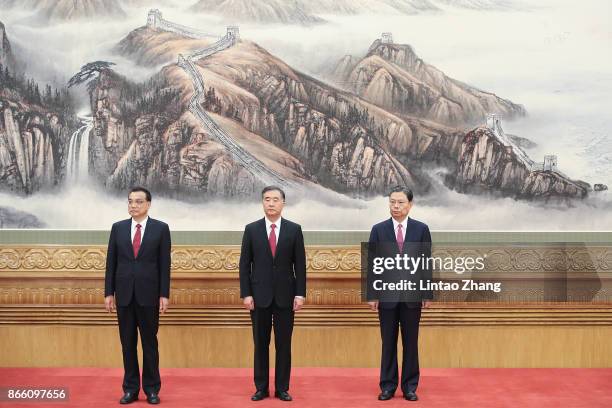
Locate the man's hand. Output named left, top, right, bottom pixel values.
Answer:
left=243, top=296, right=255, bottom=310
left=422, top=300, right=432, bottom=308
left=159, top=297, right=169, bottom=314
left=368, top=301, right=379, bottom=311
left=104, top=295, right=115, bottom=313
left=293, top=297, right=305, bottom=311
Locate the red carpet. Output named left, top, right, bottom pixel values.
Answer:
left=1, top=368, right=611, bottom=407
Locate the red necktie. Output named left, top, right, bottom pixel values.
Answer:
left=269, top=224, right=277, bottom=257
left=133, top=224, right=142, bottom=258
left=396, top=224, right=404, bottom=252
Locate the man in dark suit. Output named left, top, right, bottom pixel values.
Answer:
left=239, top=186, right=306, bottom=402
left=367, top=186, right=432, bottom=402
left=104, top=187, right=171, bottom=405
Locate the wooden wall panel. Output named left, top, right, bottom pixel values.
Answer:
left=1, top=243, right=611, bottom=368
left=1, top=325, right=611, bottom=368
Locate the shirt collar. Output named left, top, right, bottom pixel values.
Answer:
left=265, top=216, right=281, bottom=230
left=131, top=216, right=149, bottom=230
left=392, top=216, right=408, bottom=232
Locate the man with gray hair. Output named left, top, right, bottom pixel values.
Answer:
left=239, top=186, right=307, bottom=402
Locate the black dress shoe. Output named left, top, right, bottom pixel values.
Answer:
left=275, top=391, right=293, bottom=401
left=378, top=390, right=394, bottom=401
left=251, top=390, right=270, bottom=401
left=119, top=392, right=138, bottom=404
left=404, top=391, right=418, bottom=401
left=146, top=392, right=160, bottom=404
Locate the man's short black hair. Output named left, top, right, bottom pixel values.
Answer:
left=389, top=185, right=413, bottom=201
left=129, top=186, right=152, bottom=202
left=262, top=185, right=285, bottom=200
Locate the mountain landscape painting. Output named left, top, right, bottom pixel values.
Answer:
left=0, top=0, right=610, bottom=230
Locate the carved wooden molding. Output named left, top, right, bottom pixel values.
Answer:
left=1, top=305, right=611, bottom=327
left=2, top=245, right=612, bottom=274
left=1, top=286, right=608, bottom=305
left=1, top=244, right=611, bottom=305
left=0, top=287, right=366, bottom=305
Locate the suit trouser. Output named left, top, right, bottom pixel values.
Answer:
left=378, top=303, right=422, bottom=394
left=117, top=298, right=161, bottom=395
left=250, top=301, right=294, bottom=392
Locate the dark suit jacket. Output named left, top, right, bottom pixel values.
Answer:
left=105, top=218, right=171, bottom=307
left=239, top=218, right=306, bottom=308
left=367, top=217, right=433, bottom=309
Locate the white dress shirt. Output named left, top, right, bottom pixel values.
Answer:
left=131, top=216, right=149, bottom=242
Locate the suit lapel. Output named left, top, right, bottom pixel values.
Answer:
left=384, top=218, right=396, bottom=243
left=405, top=217, right=417, bottom=243
left=123, top=219, right=135, bottom=259
left=275, top=218, right=290, bottom=258
left=401, top=217, right=414, bottom=254
left=258, top=218, right=274, bottom=260
left=136, top=218, right=153, bottom=259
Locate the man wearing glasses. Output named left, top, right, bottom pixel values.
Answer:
left=367, top=186, right=433, bottom=402
left=104, top=187, right=171, bottom=405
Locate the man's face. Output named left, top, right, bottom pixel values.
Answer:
left=389, top=192, right=412, bottom=221
left=128, top=191, right=151, bottom=219
left=262, top=190, right=284, bottom=219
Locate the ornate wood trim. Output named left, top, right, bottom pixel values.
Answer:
left=1, top=245, right=611, bottom=274
left=1, top=304, right=611, bottom=326
left=1, top=244, right=611, bottom=307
